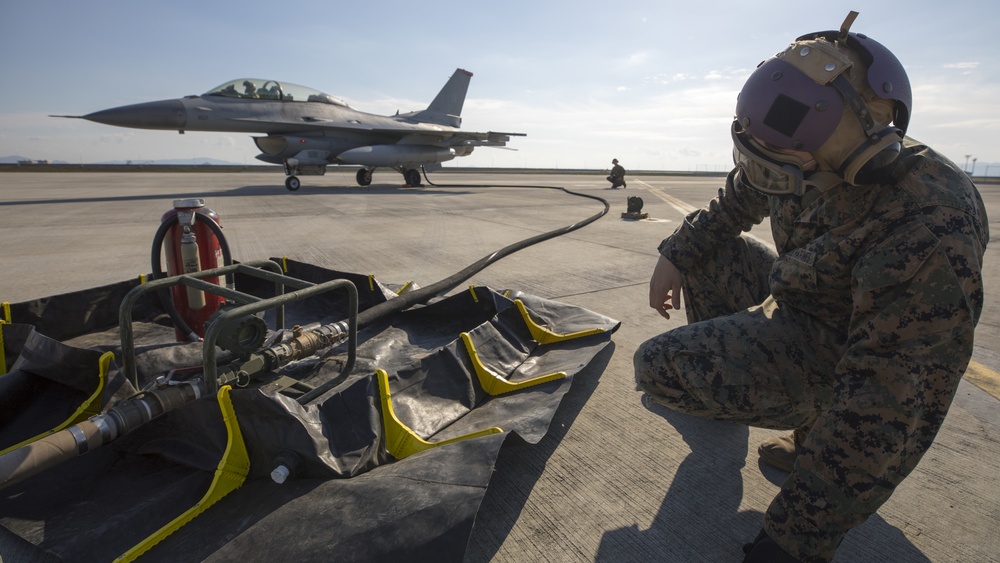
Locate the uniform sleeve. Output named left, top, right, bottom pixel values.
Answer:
left=764, top=203, right=988, bottom=559
left=658, top=169, right=770, bottom=271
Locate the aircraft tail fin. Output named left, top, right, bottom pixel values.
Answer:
left=411, top=68, right=472, bottom=128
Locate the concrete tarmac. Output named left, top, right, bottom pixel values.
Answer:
left=0, top=170, right=997, bottom=562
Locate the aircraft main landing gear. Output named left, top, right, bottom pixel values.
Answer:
left=356, top=168, right=373, bottom=186
left=404, top=168, right=422, bottom=187
left=285, top=176, right=301, bottom=191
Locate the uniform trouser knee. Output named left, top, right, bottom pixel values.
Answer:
left=635, top=234, right=842, bottom=430
left=681, top=234, right=776, bottom=323
left=634, top=310, right=831, bottom=429
left=633, top=336, right=700, bottom=411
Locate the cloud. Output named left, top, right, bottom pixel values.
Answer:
left=642, top=73, right=695, bottom=85
left=458, top=81, right=741, bottom=171
left=704, top=66, right=752, bottom=81
left=943, top=62, right=979, bottom=70
left=622, top=51, right=650, bottom=67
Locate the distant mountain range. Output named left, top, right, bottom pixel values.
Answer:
left=0, top=155, right=52, bottom=164
left=0, top=155, right=249, bottom=166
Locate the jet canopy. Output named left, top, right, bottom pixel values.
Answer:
left=204, top=79, right=350, bottom=107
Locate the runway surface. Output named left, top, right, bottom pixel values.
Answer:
left=1, top=169, right=997, bottom=562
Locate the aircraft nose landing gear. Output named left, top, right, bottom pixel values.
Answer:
left=282, top=161, right=326, bottom=191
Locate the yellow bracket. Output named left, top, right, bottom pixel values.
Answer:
left=460, top=332, right=566, bottom=395
left=395, top=281, right=413, bottom=295
left=0, top=351, right=114, bottom=455
left=468, top=285, right=479, bottom=303
left=376, top=369, right=502, bottom=460
left=116, top=385, right=249, bottom=562
left=281, top=256, right=289, bottom=273
left=1, top=302, right=10, bottom=323
left=515, top=299, right=605, bottom=345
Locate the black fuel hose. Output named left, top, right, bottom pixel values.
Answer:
left=358, top=176, right=611, bottom=327
left=412, top=171, right=611, bottom=306
left=358, top=177, right=609, bottom=326
left=297, top=177, right=611, bottom=404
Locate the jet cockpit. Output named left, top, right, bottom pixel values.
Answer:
left=204, top=79, right=350, bottom=107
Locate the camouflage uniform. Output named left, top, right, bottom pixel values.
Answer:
left=633, top=139, right=989, bottom=562
left=609, top=162, right=627, bottom=188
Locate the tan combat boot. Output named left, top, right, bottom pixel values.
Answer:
left=757, top=426, right=809, bottom=472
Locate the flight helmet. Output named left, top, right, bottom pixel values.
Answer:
left=732, top=11, right=912, bottom=194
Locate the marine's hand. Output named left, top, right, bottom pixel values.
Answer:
left=649, top=254, right=682, bottom=320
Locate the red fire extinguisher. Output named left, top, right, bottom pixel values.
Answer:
left=159, top=198, right=226, bottom=341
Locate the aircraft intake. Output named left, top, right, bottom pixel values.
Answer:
left=253, top=135, right=288, bottom=156
left=254, top=136, right=342, bottom=162
left=337, top=145, right=457, bottom=167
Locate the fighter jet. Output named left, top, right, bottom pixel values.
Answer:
left=56, top=69, right=523, bottom=190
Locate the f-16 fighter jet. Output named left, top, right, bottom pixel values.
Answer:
left=57, top=69, right=523, bottom=190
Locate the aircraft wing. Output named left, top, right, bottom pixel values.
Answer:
left=227, top=117, right=524, bottom=148
left=450, top=131, right=527, bottom=146
left=394, top=130, right=526, bottom=148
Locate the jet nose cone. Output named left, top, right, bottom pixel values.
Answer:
left=83, top=99, right=188, bottom=130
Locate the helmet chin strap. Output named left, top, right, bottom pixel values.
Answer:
left=823, top=20, right=902, bottom=186
left=803, top=170, right=844, bottom=193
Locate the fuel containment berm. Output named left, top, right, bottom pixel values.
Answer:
left=0, top=189, right=619, bottom=562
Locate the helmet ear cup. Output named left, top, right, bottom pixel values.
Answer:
left=842, top=127, right=902, bottom=184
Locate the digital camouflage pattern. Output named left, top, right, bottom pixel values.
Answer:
left=633, top=138, right=989, bottom=562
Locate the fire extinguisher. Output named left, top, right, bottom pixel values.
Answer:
left=152, top=198, right=231, bottom=341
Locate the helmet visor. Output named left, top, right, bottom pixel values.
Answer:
left=731, top=121, right=805, bottom=196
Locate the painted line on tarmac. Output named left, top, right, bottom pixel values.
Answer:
left=965, top=360, right=1000, bottom=401
left=636, top=180, right=1000, bottom=402
left=635, top=179, right=699, bottom=215
left=635, top=179, right=774, bottom=250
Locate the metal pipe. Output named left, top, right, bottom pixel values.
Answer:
left=204, top=278, right=357, bottom=395
left=0, top=274, right=357, bottom=489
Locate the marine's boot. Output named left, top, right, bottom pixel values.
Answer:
left=757, top=426, right=809, bottom=472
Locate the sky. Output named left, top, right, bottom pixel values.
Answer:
left=1, top=0, right=998, bottom=174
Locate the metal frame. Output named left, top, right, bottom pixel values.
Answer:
left=118, top=261, right=358, bottom=396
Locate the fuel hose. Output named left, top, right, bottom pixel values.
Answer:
left=298, top=176, right=611, bottom=403
left=360, top=177, right=609, bottom=326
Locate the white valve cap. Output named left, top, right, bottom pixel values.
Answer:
left=270, top=464, right=290, bottom=484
